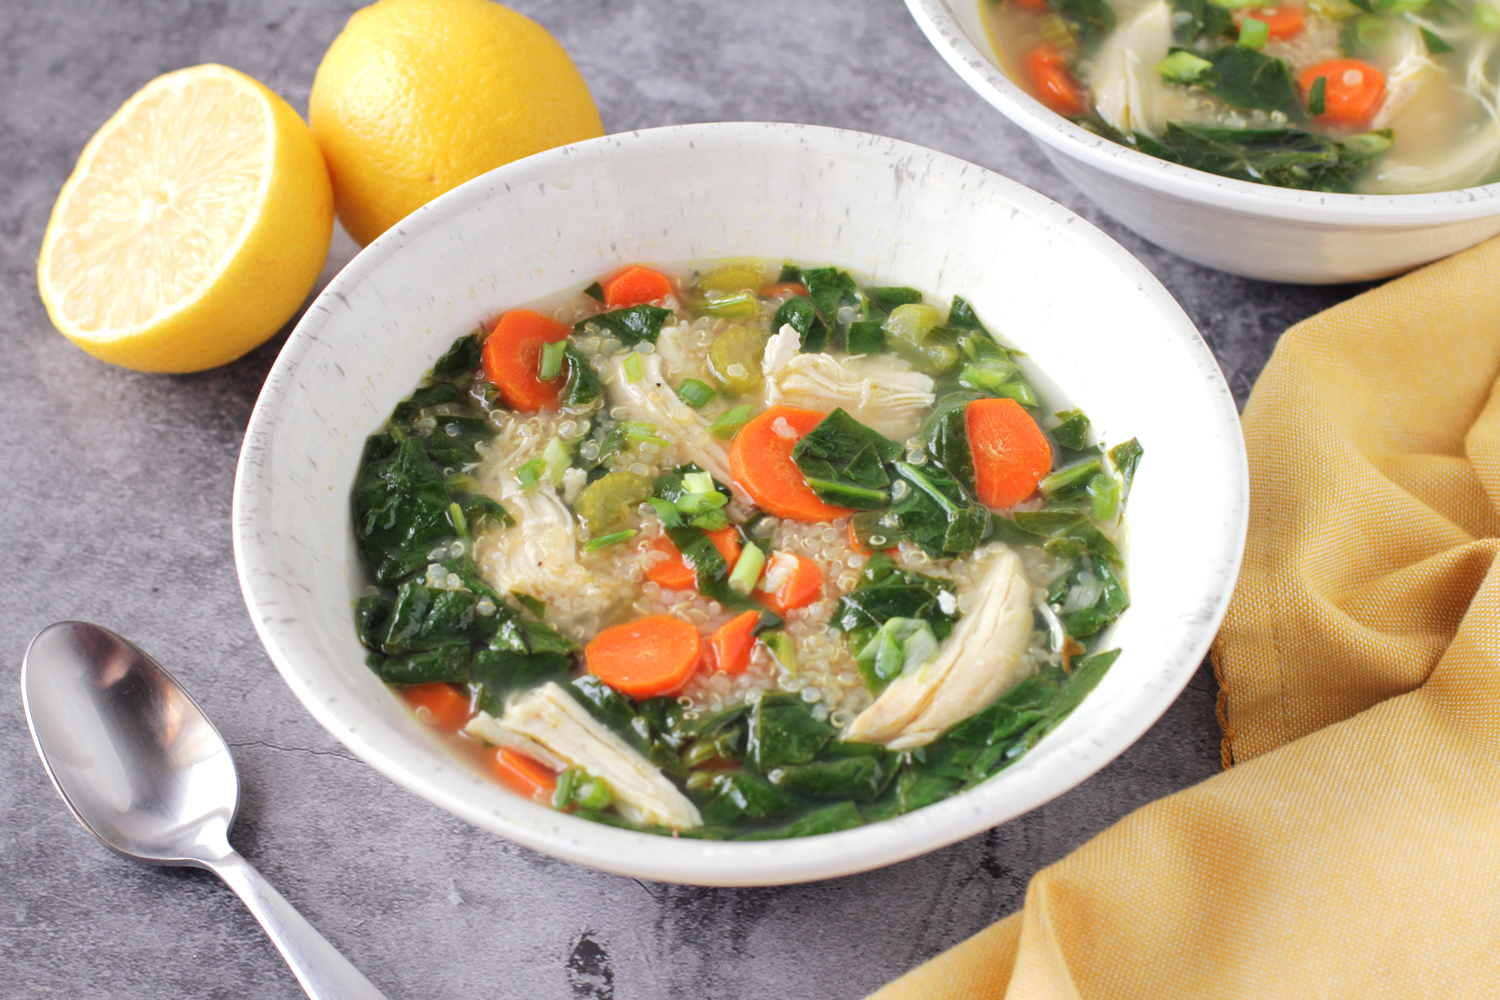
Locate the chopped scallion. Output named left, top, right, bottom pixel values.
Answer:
left=675, top=491, right=729, bottom=515
left=447, top=501, right=468, bottom=539
left=541, top=436, right=574, bottom=486
left=648, top=497, right=683, bottom=526
left=728, top=542, right=767, bottom=595
left=1157, top=49, right=1214, bottom=84
left=675, top=377, right=716, bottom=409
left=1237, top=16, right=1269, bottom=48
left=709, top=404, right=754, bottom=440
left=621, top=420, right=671, bottom=445
left=623, top=351, right=644, bottom=383
left=584, top=529, right=636, bottom=552
left=681, top=471, right=715, bottom=495
left=538, top=339, right=567, bottom=380
left=515, top=457, right=545, bottom=488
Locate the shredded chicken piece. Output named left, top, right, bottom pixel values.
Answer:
left=607, top=350, right=735, bottom=486
left=1091, top=0, right=1174, bottom=136
left=501, top=682, right=703, bottom=829
left=1372, top=21, right=1438, bottom=129
left=762, top=324, right=935, bottom=439
left=471, top=411, right=637, bottom=641
left=465, top=711, right=568, bottom=771
left=846, top=548, right=1034, bottom=750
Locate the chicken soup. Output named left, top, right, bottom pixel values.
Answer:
left=351, top=262, right=1140, bottom=839
left=988, top=0, right=1500, bottom=193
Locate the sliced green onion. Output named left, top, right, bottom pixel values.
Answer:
left=995, top=380, right=1041, bottom=408
left=1479, top=2, right=1500, bottom=32
left=515, top=457, right=545, bottom=488
left=1088, top=472, right=1122, bottom=522
left=681, top=471, right=715, bottom=495
left=621, top=420, right=671, bottom=445
left=447, top=501, right=469, bottom=539
left=675, top=377, right=716, bottom=409
left=541, top=436, right=573, bottom=486
left=701, top=290, right=761, bottom=318
left=574, top=773, right=612, bottom=810
left=691, top=509, right=731, bottom=531
left=551, top=768, right=578, bottom=809
left=623, top=351, right=644, bottom=383
left=1420, top=25, right=1454, bottom=53
left=584, top=529, right=636, bottom=552
left=709, top=404, right=754, bottom=440
left=1040, top=457, right=1103, bottom=499
left=761, top=631, right=797, bottom=676
left=728, top=542, right=767, bottom=594
left=648, top=497, right=683, bottom=526
left=1306, top=75, right=1327, bottom=116
left=675, top=491, right=729, bottom=515
left=538, top=339, right=567, bottom=380
left=1238, top=16, right=1269, bottom=48
left=1157, top=50, right=1213, bottom=84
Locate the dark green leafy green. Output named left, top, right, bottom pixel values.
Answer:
left=865, top=287, right=923, bottom=313
left=768, top=746, right=895, bottom=802
left=1051, top=409, right=1091, bottom=450
left=736, top=801, right=865, bottom=839
left=890, top=461, right=991, bottom=557
left=846, top=319, right=885, bottom=354
left=562, top=346, right=603, bottom=408
left=1137, top=123, right=1391, bottom=192
left=791, top=408, right=902, bottom=510
left=695, top=771, right=802, bottom=826
left=946, top=295, right=991, bottom=336
left=918, top=393, right=981, bottom=493
left=378, top=581, right=486, bottom=653
left=371, top=645, right=470, bottom=684
left=831, top=552, right=959, bottom=636
left=392, top=383, right=463, bottom=423
left=1048, top=0, right=1117, bottom=45
left=1172, top=0, right=1234, bottom=43
left=1110, top=438, right=1145, bottom=502
left=355, top=595, right=393, bottom=649
left=800, top=267, right=860, bottom=339
left=1202, top=45, right=1298, bottom=112
left=583, top=281, right=605, bottom=303
left=746, top=693, right=836, bottom=771
left=354, top=436, right=457, bottom=587
left=565, top=675, right=654, bottom=754
left=431, top=333, right=482, bottom=381
left=1049, top=560, right=1130, bottom=637
left=574, top=304, right=674, bottom=346
left=773, top=295, right=829, bottom=352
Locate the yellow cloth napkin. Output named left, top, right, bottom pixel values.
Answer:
left=869, top=236, right=1500, bottom=999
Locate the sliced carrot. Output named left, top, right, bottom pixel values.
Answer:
left=1025, top=45, right=1087, bottom=118
left=729, top=406, right=853, bottom=522
left=481, top=309, right=570, bottom=412
left=643, top=528, right=742, bottom=590
left=708, top=610, right=761, bottom=675
left=1015, top=0, right=1049, bottom=10
left=1236, top=4, right=1303, bottom=39
left=755, top=552, right=823, bottom=616
left=1299, top=59, right=1385, bottom=127
left=586, top=614, right=702, bottom=699
left=400, top=682, right=473, bottom=732
left=966, top=397, right=1053, bottom=509
left=759, top=281, right=808, bottom=299
left=492, top=748, right=557, bottom=801
left=602, top=266, right=674, bottom=308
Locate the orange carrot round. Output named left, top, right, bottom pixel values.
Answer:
left=602, top=266, right=674, bottom=308
left=730, top=406, right=853, bottom=522
left=481, top=309, right=570, bottom=411
left=756, top=552, right=822, bottom=616
left=643, top=528, right=742, bottom=589
left=966, top=397, right=1053, bottom=509
left=708, top=610, right=761, bottom=675
left=401, top=682, right=473, bottom=732
left=492, top=748, right=557, bottom=801
left=1237, top=5, right=1304, bottom=39
left=1025, top=45, right=1087, bottom=118
left=586, top=614, right=702, bottom=698
left=1015, top=0, right=1049, bottom=10
left=1300, top=59, right=1385, bottom=126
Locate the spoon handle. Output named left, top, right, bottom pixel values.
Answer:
left=210, top=850, right=390, bottom=1000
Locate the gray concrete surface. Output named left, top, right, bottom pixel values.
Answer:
left=1, top=2, right=1363, bottom=997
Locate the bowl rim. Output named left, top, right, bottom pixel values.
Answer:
left=905, top=0, right=1500, bottom=224
left=233, top=120, right=1248, bottom=885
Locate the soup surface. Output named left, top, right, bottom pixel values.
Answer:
left=987, top=0, right=1500, bottom=193
left=351, top=262, right=1140, bottom=839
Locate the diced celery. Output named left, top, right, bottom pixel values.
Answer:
left=538, top=339, right=567, bottom=380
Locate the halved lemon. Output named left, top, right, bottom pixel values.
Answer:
left=37, top=64, right=333, bottom=373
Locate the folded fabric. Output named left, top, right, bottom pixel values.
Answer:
left=868, top=236, right=1500, bottom=999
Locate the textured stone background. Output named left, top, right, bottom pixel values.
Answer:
left=0, top=2, right=1366, bottom=997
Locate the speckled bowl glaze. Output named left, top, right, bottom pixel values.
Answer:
left=906, top=0, right=1500, bottom=284
left=233, top=122, right=1247, bottom=886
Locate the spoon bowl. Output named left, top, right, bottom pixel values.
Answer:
left=21, top=621, right=388, bottom=1000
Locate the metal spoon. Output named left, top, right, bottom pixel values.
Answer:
left=20, top=621, right=389, bottom=1000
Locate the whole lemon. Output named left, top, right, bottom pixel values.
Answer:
left=37, top=64, right=334, bottom=373
left=310, top=0, right=605, bottom=246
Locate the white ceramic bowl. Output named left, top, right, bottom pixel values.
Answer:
left=233, top=122, right=1247, bottom=886
left=906, top=0, right=1500, bottom=284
